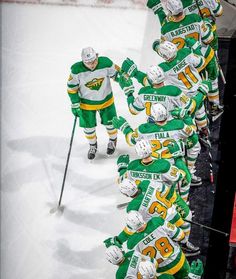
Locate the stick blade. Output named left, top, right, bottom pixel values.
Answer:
left=116, top=202, right=129, bottom=209
left=49, top=205, right=65, bottom=215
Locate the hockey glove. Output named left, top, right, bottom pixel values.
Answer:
left=167, top=141, right=182, bottom=158
left=198, top=80, right=212, bottom=96
left=103, top=236, right=122, bottom=248
left=117, top=154, right=130, bottom=172
left=147, top=0, right=162, bottom=14
left=121, top=58, right=138, bottom=78
left=171, top=107, right=189, bottom=119
left=189, top=259, right=204, bottom=279
left=112, top=116, right=133, bottom=135
left=71, top=103, right=81, bottom=117
left=119, top=74, right=135, bottom=97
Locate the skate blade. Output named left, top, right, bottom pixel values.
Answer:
left=212, top=110, right=224, bottom=122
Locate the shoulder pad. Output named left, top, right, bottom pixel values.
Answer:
left=98, top=56, right=113, bottom=67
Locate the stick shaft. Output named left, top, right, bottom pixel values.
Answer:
left=186, top=220, right=228, bottom=236
left=58, top=116, right=77, bottom=207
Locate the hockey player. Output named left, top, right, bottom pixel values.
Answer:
left=138, top=258, right=204, bottom=279
left=112, top=103, right=202, bottom=195
left=125, top=211, right=190, bottom=278
left=161, top=0, right=223, bottom=117
left=147, top=0, right=223, bottom=48
left=117, top=140, right=185, bottom=187
left=105, top=245, right=204, bottom=278
left=67, top=47, right=120, bottom=160
left=105, top=245, right=157, bottom=279
left=183, top=36, right=223, bottom=120
left=121, top=42, right=210, bottom=138
left=118, top=178, right=200, bottom=256
left=147, top=0, right=223, bottom=118
left=119, top=64, right=209, bottom=120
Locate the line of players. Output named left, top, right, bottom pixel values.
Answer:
left=102, top=0, right=224, bottom=278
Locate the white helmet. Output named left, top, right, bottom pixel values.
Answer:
left=138, top=261, right=157, bottom=279
left=81, top=47, right=97, bottom=63
left=159, top=41, right=177, bottom=61
left=135, top=140, right=152, bottom=159
left=126, top=211, right=145, bottom=231
left=119, top=179, right=138, bottom=197
left=166, top=0, right=183, bottom=15
left=105, top=246, right=124, bottom=265
left=147, top=65, right=165, bottom=85
left=150, top=103, right=168, bottom=122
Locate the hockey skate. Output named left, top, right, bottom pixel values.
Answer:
left=107, top=138, right=117, bottom=156
left=181, top=241, right=201, bottom=257
left=88, top=143, right=97, bottom=160
left=210, top=104, right=224, bottom=122
left=191, top=173, right=202, bottom=187
left=198, top=127, right=210, bottom=149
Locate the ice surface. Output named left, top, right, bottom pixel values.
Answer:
left=1, top=3, right=161, bottom=278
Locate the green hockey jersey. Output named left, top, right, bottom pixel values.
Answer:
left=126, top=180, right=184, bottom=227
left=116, top=250, right=157, bottom=279
left=127, top=84, right=198, bottom=116
left=126, top=119, right=197, bottom=163
left=127, top=217, right=186, bottom=275
left=122, top=158, right=183, bottom=186
left=135, top=48, right=204, bottom=95
left=161, top=14, right=213, bottom=49
left=67, top=56, right=119, bottom=110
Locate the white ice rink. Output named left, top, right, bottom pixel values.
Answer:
left=1, top=3, right=161, bottom=278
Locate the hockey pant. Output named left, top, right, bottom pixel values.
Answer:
left=195, top=102, right=208, bottom=131
left=174, top=194, right=192, bottom=241
left=186, top=141, right=201, bottom=174
left=203, top=56, right=220, bottom=105
left=175, top=158, right=191, bottom=202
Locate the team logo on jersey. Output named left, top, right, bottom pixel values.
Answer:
left=85, top=77, right=104, bottom=91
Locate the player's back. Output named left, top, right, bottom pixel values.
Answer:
left=137, top=120, right=186, bottom=161
left=116, top=250, right=144, bottom=279
left=127, top=158, right=171, bottom=183
left=161, top=14, right=202, bottom=49
left=127, top=217, right=181, bottom=268
left=138, top=85, right=189, bottom=116
left=127, top=181, right=172, bottom=223
left=159, top=48, right=202, bottom=95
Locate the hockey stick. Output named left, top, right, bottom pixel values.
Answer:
left=50, top=116, right=77, bottom=214
left=186, top=219, right=229, bottom=237
left=117, top=201, right=129, bottom=210
left=117, top=204, right=228, bottom=236
left=215, top=51, right=226, bottom=85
